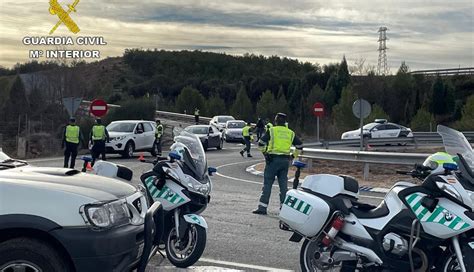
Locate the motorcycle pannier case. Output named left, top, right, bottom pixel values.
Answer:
left=279, top=189, right=330, bottom=237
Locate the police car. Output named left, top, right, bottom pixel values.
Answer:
left=341, top=119, right=413, bottom=140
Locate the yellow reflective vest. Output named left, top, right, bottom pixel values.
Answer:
left=92, top=125, right=106, bottom=140
left=65, top=125, right=80, bottom=144
left=242, top=126, right=251, bottom=137
left=266, top=126, right=295, bottom=155
left=156, top=124, right=164, bottom=138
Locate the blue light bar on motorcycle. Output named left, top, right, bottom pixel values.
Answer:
left=292, top=160, right=307, bottom=168
left=443, top=163, right=458, bottom=171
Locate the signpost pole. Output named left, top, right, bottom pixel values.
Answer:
left=359, top=99, right=363, bottom=151
left=316, top=116, right=320, bottom=143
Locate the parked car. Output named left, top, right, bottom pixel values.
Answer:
left=341, top=119, right=413, bottom=140
left=184, top=125, right=223, bottom=150
left=223, top=120, right=246, bottom=142
left=0, top=150, right=162, bottom=272
left=106, top=120, right=158, bottom=158
left=209, top=115, right=235, bottom=131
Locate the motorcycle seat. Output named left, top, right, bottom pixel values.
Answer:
left=340, top=175, right=359, bottom=194
left=351, top=200, right=389, bottom=219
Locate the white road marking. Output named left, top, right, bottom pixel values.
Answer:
left=216, top=160, right=385, bottom=200
left=198, top=258, right=292, bottom=272
left=156, top=253, right=292, bottom=271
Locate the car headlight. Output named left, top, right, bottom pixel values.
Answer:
left=114, top=135, right=127, bottom=141
left=185, top=176, right=211, bottom=196
left=81, top=199, right=131, bottom=229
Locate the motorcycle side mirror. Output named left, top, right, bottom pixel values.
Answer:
left=208, top=167, right=217, bottom=176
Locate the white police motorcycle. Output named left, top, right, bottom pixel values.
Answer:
left=279, top=125, right=474, bottom=271
left=139, top=131, right=214, bottom=268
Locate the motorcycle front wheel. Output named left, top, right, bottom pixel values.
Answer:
left=437, top=252, right=463, bottom=272
left=165, top=224, right=207, bottom=268
left=300, top=239, right=356, bottom=272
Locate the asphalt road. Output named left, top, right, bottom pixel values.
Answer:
left=30, top=142, right=384, bottom=272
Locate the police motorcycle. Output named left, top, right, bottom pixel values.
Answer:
left=139, top=131, right=214, bottom=268
left=279, top=125, right=474, bottom=272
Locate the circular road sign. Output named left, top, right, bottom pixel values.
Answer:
left=312, top=102, right=325, bottom=117
left=352, top=99, right=371, bottom=119
left=89, top=99, right=108, bottom=117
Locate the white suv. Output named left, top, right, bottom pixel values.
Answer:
left=209, top=115, right=235, bottom=131
left=106, top=120, right=158, bottom=158
left=0, top=150, right=162, bottom=272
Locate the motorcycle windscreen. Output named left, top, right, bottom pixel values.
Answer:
left=437, top=125, right=474, bottom=170
left=172, top=131, right=208, bottom=181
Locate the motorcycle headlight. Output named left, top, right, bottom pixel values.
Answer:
left=185, top=176, right=211, bottom=196
left=81, top=199, right=131, bottom=229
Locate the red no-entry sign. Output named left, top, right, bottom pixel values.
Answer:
left=312, top=102, right=324, bottom=117
left=90, top=99, right=108, bottom=117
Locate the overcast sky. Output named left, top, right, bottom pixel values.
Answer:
left=0, top=0, right=472, bottom=71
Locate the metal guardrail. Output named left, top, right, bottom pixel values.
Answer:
left=301, top=148, right=428, bottom=165
left=82, top=100, right=212, bottom=124
left=155, top=110, right=211, bottom=123
left=410, top=67, right=474, bottom=76
left=304, top=132, right=474, bottom=149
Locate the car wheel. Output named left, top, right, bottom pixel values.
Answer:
left=122, top=141, right=135, bottom=158
left=217, top=138, right=223, bottom=150
left=0, top=238, right=72, bottom=272
left=203, top=140, right=208, bottom=151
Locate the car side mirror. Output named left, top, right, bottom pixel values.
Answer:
left=208, top=167, right=217, bottom=176
left=136, top=129, right=143, bottom=134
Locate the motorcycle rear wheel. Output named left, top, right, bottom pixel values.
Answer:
left=300, top=239, right=356, bottom=272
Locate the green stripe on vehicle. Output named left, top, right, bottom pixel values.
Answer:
left=426, top=207, right=443, bottom=222
left=296, top=201, right=304, bottom=211
left=448, top=217, right=461, bottom=229
left=407, top=194, right=418, bottom=204
left=169, top=194, right=178, bottom=203
left=302, top=204, right=312, bottom=215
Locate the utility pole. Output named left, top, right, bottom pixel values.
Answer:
left=377, top=26, right=389, bottom=75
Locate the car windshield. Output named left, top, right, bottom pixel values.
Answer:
left=107, top=122, right=136, bottom=132
left=218, top=116, right=234, bottom=123
left=363, top=123, right=377, bottom=130
left=185, top=126, right=209, bottom=134
left=227, top=121, right=245, bottom=129
left=437, top=125, right=474, bottom=171
left=172, top=131, right=207, bottom=180
left=0, top=150, right=10, bottom=162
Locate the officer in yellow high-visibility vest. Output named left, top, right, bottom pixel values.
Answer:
left=239, top=122, right=253, bottom=158
left=253, top=113, right=303, bottom=215
left=155, top=119, right=164, bottom=156
left=62, top=117, right=83, bottom=168
left=90, top=118, right=109, bottom=166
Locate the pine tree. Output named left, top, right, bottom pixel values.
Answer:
left=231, top=85, right=254, bottom=121
left=175, top=86, right=206, bottom=115
left=275, top=86, right=289, bottom=115
left=430, top=76, right=446, bottom=116
left=256, top=90, right=276, bottom=120
left=332, top=86, right=358, bottom=131
left=206, top=95, right=226, bottom=117
left=455, top=95, right=474, bottom=130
